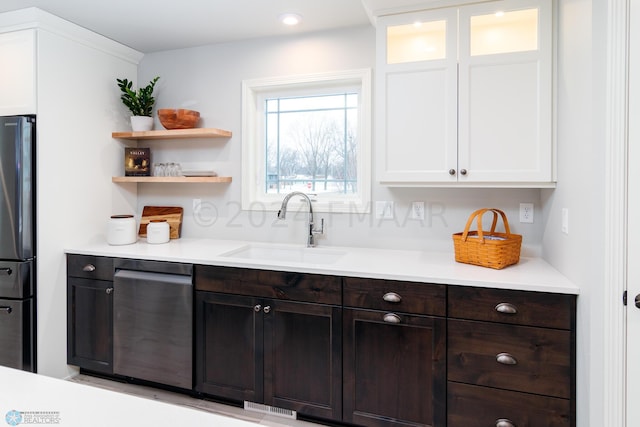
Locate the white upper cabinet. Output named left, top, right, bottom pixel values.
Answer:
left=0, top=29, right=36, bottom=115
left=376, top=0, right=553, bottom=186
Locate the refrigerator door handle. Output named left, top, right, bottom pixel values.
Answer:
left=0, top=268, right=12, bottom=276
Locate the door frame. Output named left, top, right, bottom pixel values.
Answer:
left=604, top=0, right=629, bottom=426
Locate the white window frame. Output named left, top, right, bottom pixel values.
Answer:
left=241, top=69, right=372, bottom=214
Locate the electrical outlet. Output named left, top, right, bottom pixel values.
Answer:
left=562, top=208, right=569, bottom=234
left=375, top=201, right=394, bottom=219
left=519, top=203, right=534, bottom=223
left=411, top=202, right=425, bottom=220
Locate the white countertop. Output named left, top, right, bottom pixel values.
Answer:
left=65, top=238, right=579, bottom=294
left=0, top=366, right=257, bottom=427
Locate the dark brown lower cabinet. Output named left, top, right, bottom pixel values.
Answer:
left=447, top=382, right=571, bottom=427
left=343, top=308, right=446, bottom=427
left=195, top=291, right=342, bottom=421
left=67, top=277, right=113, bottom=374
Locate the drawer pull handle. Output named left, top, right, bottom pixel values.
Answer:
left=495, top=302, right=517, bottom=315
left=383, top=313, right=401, bottom=324
left=0, top=268, right=12, bottom=276
left=496, top=353, right=518, bottom=365
left=496, top=419, right=516, bottom=427
left=0, top=307, right=12, bottom=314
left=383, top=292, right=402, bottom=303
left=82, top=264, right=96, bottom=272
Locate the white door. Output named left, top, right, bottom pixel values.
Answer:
left=457, top=0, right=553, bottom=184
left=627, top=2, right=640, bottom=424
left=375, top=8, right=458, bottom=183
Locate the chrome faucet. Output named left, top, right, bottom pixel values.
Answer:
left=277, top=191, right=324, bottom=247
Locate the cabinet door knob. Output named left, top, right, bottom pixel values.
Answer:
left=106, top=288, right=113, bottom=295
left=635, top=294, right=640, bottom=309
left=263, top=306, right=271, bottom=314
left=449, top=169, right=456, bottom=175
left=0, top=268, right=12, bottom=276
left=82, top=264, right=96, bottom=272
left=460, top=169, right=468, bottom=175
left=382, top=292, right=402, bottom=303
left=495, top=419, right=516, bottom=427
left=495, top=302, right=517, bottom=315
left=0, top=306, right=12, bottom=314
left=383, top=313, right=401, bottom=324
left=496, top=352, right=518, bottom=365
left=254, top=304, right=262, bottom=312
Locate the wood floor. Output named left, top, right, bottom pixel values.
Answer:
left=69, top=374, right=322, bottom=427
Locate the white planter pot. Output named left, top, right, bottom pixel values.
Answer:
left=130, top=116, right=154, bottom=131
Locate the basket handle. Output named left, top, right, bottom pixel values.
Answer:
left=461, top=208, right=512, bottom=242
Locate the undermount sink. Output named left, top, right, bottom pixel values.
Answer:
left=221, top=244, right=346, bottom=265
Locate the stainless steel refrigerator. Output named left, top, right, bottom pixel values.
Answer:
left=0, top=115, right=36, bottom=372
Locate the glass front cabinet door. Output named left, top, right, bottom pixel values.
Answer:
left=376, top=0, right=553, bottom=186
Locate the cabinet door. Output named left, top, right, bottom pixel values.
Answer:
left=67, top=277, right=113, bottom=374
left=195, top=292, right=264, bottom=402
left=343, top=308, right=446, bottom=427
left=264, top=300, right=342, bottom=421
left=0, top=30, right=36, bottom=115
left=458, top=0, right=553, bottom=183
left=376, top=9, right=458, bottom=183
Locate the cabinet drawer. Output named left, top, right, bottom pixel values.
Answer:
left=448, top=286, right=575, bottom=329
left=343, top=277, right=446, bottom=316
left=448, top=382, right=572, bottom=427
left=67, top=255, right=114, bottom=281
left=448, top=319, right=572, bottom=399
left=194, top=265, right=341, bottom=305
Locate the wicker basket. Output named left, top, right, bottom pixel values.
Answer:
left=452, top=208, right=522, bottom=269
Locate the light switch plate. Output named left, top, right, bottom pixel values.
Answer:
left=519, top=203, right=534, bottom=223
left=375, top=201, right=394, bottom=219
left=411, top=202, right=425, bottom=220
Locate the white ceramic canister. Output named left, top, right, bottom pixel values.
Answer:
left=147, top=219, right=170, bottom=244
left=107, top=215, right=137, bottom=245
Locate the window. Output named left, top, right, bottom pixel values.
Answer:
left=242, top=69, right=371, bottom=213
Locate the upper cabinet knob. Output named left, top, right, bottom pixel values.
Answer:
left=449, top=169, right=456, bottom=175
left=460, top=169, right=468, bottom=175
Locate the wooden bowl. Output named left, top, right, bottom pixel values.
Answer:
left=158, top=109, right=200, bottom=129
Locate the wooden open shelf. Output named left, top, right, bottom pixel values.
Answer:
left=112, top=127, right=232, bottom=140
left=112, top=176, right=232, bottom=183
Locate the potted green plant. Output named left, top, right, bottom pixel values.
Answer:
left=116, top=76, right=160, bottom=131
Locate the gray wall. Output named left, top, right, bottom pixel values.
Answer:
left=544, top=1, right=604, bottom=426
left=138, top=26, right=544, bottom=255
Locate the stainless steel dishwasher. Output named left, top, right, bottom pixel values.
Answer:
left=113, top=259, right=192, bottom=389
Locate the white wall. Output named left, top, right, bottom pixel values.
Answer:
left=542, top=0, right=604, bottom=426
left=31, top=12, right=140, bottom=378
left=138, top=26, right=544, bottom=256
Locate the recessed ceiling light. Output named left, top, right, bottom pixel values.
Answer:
left=280, top=13, right=302, bottom=26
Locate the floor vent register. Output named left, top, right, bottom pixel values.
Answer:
left=243, top=401, right=297, bottom=419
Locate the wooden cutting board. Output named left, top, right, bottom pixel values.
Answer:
left=138, top=206, right=183, bottom=239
